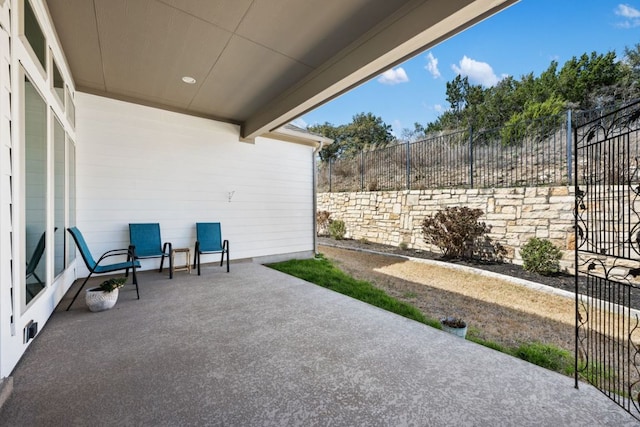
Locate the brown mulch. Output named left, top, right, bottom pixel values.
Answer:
left=319, top=236, right=578, bottom=288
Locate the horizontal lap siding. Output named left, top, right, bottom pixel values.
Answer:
left=76, top=93, right=313, bottom=276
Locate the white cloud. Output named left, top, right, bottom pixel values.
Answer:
left=425, top=52, right=441, bottom=78
left=616, top=3, right=640, bottom=17
left=615, top=4, right=640, bottom=27
left=451, top=56, right=503, bottom=87
left=377, top=67, right=409, bottom=85
left=433, top=104, right=444, bottom=113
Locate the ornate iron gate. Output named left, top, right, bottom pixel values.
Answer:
left=574, top=100, right=640, bottom=420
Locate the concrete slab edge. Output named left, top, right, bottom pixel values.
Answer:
left=252, top=250, right=315, bottom=265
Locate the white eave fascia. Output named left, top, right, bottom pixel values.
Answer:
left=264, top=126, right=333, bottom=148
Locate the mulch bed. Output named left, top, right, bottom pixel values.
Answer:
left=317, top=237, right=640, bottom=310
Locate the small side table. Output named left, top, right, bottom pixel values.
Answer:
left=171, top=248, right=191, bottom=274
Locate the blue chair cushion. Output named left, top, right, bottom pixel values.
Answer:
left=68, top=226, right=97, bottom=269
left=196, top=222, right=224, bottom=252
left=94, top=260, right=141, bottom=274
left=129, top=223, right=166, bottom=257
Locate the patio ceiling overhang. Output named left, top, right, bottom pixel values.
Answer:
left=45, top=0, right=517, bottom=141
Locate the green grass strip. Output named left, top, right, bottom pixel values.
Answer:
left=267, top=254, right=438, bottom=328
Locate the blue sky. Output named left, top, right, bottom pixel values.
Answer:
left=297, top=0, right=640, bottom=136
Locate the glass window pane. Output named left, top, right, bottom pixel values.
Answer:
left=52, top=58, right=64, bottom=104
left=54, top=115, right=64, bottom=277
left=67, top=140, right=75, bottom=265
left=24, top=0, right=46, bottom=69
left=25, top=75, right=47, bottom=304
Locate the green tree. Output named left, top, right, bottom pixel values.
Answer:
left=427, top=47, right=640, bottom=133
left=446, top=75, right=466, bottom=115
left=618, top=44, right=640, bottom=101
left=463, top=82, right=485, bottom=128
left=310, top=113, right=395, bottom=161
left=501, top=95, right=567, bottom=145
left=557, top=51, right=621, bottom=108
left=482, top=76, right=519, bottom=129
left=344, top=112, right=394, bottom=154
left=308, top=122, right=347, bottom=161
left=535, top=61, right=560, bottom=102
left=444, top=75, right=488, bottom=129
left=625, top=43, right=640, bottom=74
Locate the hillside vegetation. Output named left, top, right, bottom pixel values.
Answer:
left=311, top=45, right=640, bottom=161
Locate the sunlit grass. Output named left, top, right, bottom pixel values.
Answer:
left=268, top=254, right=439, bottom=328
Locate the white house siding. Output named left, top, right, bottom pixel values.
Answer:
left=75, top=93, right=315, bottom=277
left=1, top=0, right=78, bottom=379
left=0, top=5, right=12, bottom=378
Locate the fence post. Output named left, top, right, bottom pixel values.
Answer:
left=566, top=109, right=573, bottom=185
left=329, top=159, right=332, bottom=192
left=469, top=126, right=474, bottom=188
left=406, top=139, right=411, bottom=190
left=360, top=150, right=364, bottom=192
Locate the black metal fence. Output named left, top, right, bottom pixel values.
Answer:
left=574, top=99, right=640, bottom=420
left=318, top=112, right=572, bottom=192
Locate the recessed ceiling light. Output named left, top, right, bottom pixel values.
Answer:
left=182, top=76, right=196, bottom=84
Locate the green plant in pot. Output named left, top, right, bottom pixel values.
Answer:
left=85, top=277, right=127, bottom=312
left=440, top=316, right=468, bottom=339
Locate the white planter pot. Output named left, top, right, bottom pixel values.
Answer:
left=440, top=319, right=468, bottom=339
left=85, top=287, right=119, bottom=312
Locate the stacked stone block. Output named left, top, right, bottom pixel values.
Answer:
left=317, top=186, right=575, bottom=270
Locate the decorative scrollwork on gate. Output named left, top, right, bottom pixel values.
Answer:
left=575, top=100, right=640, bottom=419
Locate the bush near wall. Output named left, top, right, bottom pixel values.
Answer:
left=520, top=237, right=562, bottom=275
left=317, top=186, right=575, bottom=271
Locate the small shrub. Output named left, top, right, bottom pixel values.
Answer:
left=421, top=206, right=489, bottom=259
left=472, top=235, right=507, bottom=263
left=399, top=242, right=408, bottom=250
left=328, top=219, right=346, bottom=240
left=520, top=238, right=562, bottom=275
left=316, top=210, right=331, bottom=236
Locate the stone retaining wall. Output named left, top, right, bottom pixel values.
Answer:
left=317, top=186, right=575, bottom=270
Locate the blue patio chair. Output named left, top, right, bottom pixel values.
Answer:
left=128, top=223, right=173, bottom=279
left=193, top=222, right=229, bottom=275
left=66, top=227, right=140, bottom=311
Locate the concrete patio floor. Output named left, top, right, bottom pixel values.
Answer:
left=0, top=260, right=637, bottom=426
